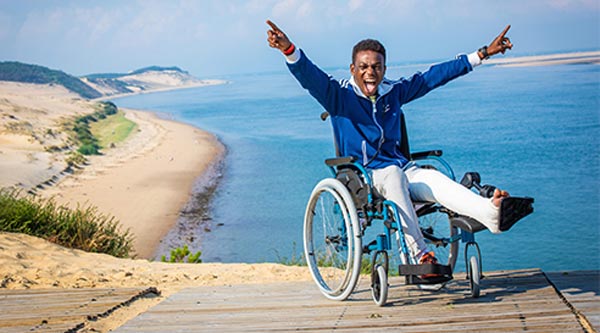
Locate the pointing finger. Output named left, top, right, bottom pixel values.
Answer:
left=499, top=24, right=511, bottom=38
left=266, top=20, right=281, bottom=33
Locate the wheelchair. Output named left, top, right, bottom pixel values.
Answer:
left=303, top=112, right=534, bottom=306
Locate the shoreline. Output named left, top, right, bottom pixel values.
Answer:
left=40, top=108, right=225, bottom=258
left=152, top=142, right=226, bottom=260
left=101, top=80, right=230, bottom=259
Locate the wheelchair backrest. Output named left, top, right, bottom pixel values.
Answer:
left=321, top=111, right=412, bottom=161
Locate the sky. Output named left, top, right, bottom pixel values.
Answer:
left=0, top=0, right=598, bottom=77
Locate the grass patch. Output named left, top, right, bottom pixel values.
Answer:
left=0, top=189, right=134, bottom=258
left=90, top=109, right=137, bottom=149
left=62, top=101, right=123, bottom=156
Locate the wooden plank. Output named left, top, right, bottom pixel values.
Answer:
left=0, top=287, right=157, bottom=333
left=546, top=270, right=599, bottom=332
left=114, top=269, right=588, bottom=332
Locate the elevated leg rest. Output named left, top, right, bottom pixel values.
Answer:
left=451, top=215, right=487, bottom=233
left=499, top=197, right=534, bottom=232
left=399, top=263, right=453, bottom=285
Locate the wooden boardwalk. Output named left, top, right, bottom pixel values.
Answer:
left=546, top=271, right=599, bottom=332
left=0, top=287, right=158, bottom=333
left=114, top=269, right=599, bottom=332
left=0, top=269, right=596, bottom=332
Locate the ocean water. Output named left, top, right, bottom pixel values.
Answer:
left=114, top=61, right=600, bottom=273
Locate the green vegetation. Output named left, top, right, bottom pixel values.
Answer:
left=161, top=245, right=202, bottom=263
left=130, top=66, right=187, bottom=75
left=65, top=101, right=121, bottom=156
left=90, top=109, right=137, bottom=149
left=0, top=61, right=102, bottom=99
left=0, top=189, right=133, bottom=258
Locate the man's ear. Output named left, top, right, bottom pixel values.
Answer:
left=350, top=63, right=355, bottom=75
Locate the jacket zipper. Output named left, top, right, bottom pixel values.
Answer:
left=363, top=97, right=385, bottom=166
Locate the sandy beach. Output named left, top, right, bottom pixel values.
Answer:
left=40, top=108, right=224, bottom=259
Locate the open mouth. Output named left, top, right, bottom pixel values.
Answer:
left=364, top=79, right=377, bottom=95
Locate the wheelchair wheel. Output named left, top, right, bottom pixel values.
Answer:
left=419, top=208, right=459, bottom=270
left=468, top=256, right=481, bottom=298
left=304, top=178, right=362, bottom=301
left=371, top=264, right=388, bottom=306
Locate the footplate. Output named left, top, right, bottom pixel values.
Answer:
left=399, top=263, right=453, bottom=285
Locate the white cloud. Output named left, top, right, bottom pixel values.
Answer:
left=348, top=0, right=364, bottom=12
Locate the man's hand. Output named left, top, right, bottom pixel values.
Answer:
left=486, top=25, right=513, bottom=57
left=266, top=20, right=292, bottom=52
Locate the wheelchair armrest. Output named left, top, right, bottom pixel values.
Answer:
left=325, top=156, right=356, bottom=167
left=410, top=150, right=443, bottom=160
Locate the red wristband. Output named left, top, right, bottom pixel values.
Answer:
left=283, top=43, right=296, bottom=56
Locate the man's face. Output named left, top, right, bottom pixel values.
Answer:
left=350, top=50, right=386, bottom=97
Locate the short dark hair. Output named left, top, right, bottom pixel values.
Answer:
left=352, top=39, right=386, bottom=64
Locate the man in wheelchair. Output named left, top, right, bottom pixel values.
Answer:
left=267, top=20, right=531, bottom=281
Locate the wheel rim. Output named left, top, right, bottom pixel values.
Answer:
left=304, top=179, right=361, bottom=300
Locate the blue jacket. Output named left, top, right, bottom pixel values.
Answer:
left=287, top=49, right=473, bottom=169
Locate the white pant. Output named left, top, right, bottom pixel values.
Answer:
left=370, top=164, right=499, bottom=259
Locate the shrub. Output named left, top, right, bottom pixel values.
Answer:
left=77, top=143, right=100, bottom=155
left=161, top=245, right=202, bottom=263
left=0, top=189, right=134, bottom=258
left=100, top=101, right=118, bottom=115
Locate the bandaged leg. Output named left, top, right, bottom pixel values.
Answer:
left=404, top=165, right=502, bottom=234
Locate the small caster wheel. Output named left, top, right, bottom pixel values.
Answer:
left=371, top=264, right=388, bottom=306
left=468, top=256, right=480, bottom=298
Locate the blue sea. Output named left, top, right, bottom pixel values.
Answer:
left=114, top=60, right=600, bottom=273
